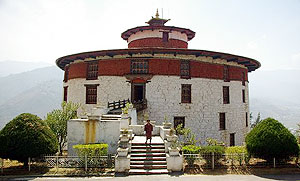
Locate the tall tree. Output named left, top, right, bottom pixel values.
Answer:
left=45, top=101, right=80, bottom=155
left=0, top=113, right=57, bottom=166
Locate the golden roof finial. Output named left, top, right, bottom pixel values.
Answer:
left=155, top=8, right=159, bottom=19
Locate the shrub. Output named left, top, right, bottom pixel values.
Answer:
left=225, top=146, right=249, bottom=165
left=246, top=117, right=299, bottom=161
left=200, top=146, right=225, bottom=155
left=182, top=145, right=201, bottom=166
left=225, top=146, right=247, bottom=154
left=73, top=143, right=108, bottom=157
left=0, top=113, right=58, bottom=166
left=182, top=145, right=201, bottom=154
left=200, top=145, right=225, bottom=166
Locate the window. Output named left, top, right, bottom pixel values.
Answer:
left=246, top=112, right=248, bottom=127
left=223, top=86, right=230, bottom=104
left=180, top=60, right=190, bottom=78
left=223, top=65, right=229, bottom=82
left=85, top=85, right=98, bottom=104
left=242, top=89, right=245, bottom=103
left=174, top=117, right=185, bottom=129
left=63, top=86, right=68, bottom=102
left=162, top=32, right=169, bottom=42
left=219, top=113, right=226, bottom=130
left=131, top=60, right=149, bottom=74
left=230, top=133, right=235, bottom=146
left=242, top=72, right=246, bottom=86
left=181, top=84, right=191, bottom=103
left=87, top=61, right=98, bottom=80
left=64, top=66, right=69, bottom=82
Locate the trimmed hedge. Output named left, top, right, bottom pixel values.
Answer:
left=246, top=117, right=299, bottom=161
left=225, top=146, right=247, bottom=154
left=200, top=145, right=225, bottom=155
left=73, top=143, right=108, bottom=157
left=0, top=113, right=58, bottom=165
left=182, top=145, right=201, bottom=154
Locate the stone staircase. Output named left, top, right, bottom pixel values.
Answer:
left=129, top=136, right=168, bottom=175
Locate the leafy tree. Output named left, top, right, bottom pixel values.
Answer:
left=0, top=113, right=58, bottom=166
left=251, top=112, right=261, bottom=128
left=175, top=124, right=199, bottom=146
left=45, top=101, right=80, bottom=155
left=246, top=117, right=299, bottom=161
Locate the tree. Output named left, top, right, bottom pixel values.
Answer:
left=0, top=113, right=58, bottom=166
left=251, top=112, right=261, bottom=128
left=45, top=101, right=80, bottom=155
left=246, top=117, right=299, bottom=161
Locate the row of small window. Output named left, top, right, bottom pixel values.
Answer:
left=64, top=84, right=246, bottom=104
left=172, top=115, right=242, bottom=146
left=219, top=112, right=249, bottom=130
left=181, top=85, right=247, bottom=104
left=64, top=60, right=247, bottom=84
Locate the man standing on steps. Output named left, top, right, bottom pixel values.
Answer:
left=144, top=119, right=153, bottom=145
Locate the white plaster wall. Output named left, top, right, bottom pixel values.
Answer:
left=65, top=75, right=249, bottom=146
left=127, top=29, right=188, bottom=43
left=67, top=119, right=120, bottom=155
left=145, top=76, right=249, bottom=146
left=65, top=76, right=131, bottom=117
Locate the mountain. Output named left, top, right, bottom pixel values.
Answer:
left=248, top=69, right=300, bottom=130
left=0, top=60, right=51, bottom=77
left=0, top=66, right=62, bottom=106
left=0, top=66, right=63, bottom=129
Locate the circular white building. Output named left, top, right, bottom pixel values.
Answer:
left=56, top=12, right=260, bottom=146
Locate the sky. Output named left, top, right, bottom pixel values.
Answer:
left=0, top=0, right=300, bottom=71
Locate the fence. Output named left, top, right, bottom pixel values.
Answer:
left=183, top=153, right=300, bottom=169
left=0, top=154, right=115, bottom=174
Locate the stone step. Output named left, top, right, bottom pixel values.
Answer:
left=130, top=165, right=167, bottom=169
left=132, top=142, right=164, bottom=146
left=129, top=169, right=169, bottom=175
left=130, top=160, right=167, bottom=165
left=131, top=153, right=166, bottom=157
left=131, top=146, right=165, bottom=149
left=131, top=149, right=165, bottom=153
left=130, top=157, right=166, bottom=161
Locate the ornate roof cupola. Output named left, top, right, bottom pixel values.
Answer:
left=121, top=10, right=195, bottom=49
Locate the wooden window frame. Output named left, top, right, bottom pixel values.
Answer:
left=63, top=86, right=68, bottom=102
left=223, top=65, right=230, bottom=82
left=64, top=66, right=69, bottom=82
left=181, top=84, right=191, bottom=103
left=242, top=89, right=245, bottom=103
left=162, top=32, right=169, bottom=42
left=180, top=60, right=190, bottom=79
left=242, top=72, right=246, bottom=86
left=230, top=133, right=235, bottom=146
left=86, top=61, right=98, bottom=80
left=223, top=86, right=230, bottom=104
left=174, top=116, right=185, bottom=129
left=85, top=84, right=99, bottom=104
left=130, top=60, right=149, bottom=74
left=219, top=112, right=226, bottom=130
left=246, top=112, right=248, bottom=127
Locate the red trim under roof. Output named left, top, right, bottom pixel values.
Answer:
left=121, top=26, right=195, bottom=41
left=56, top=48, right=261, bottom=72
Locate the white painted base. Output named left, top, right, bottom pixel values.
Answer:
left=166, top=153, right=183, bottom=172
left=115, top=155, right=130, bottom=173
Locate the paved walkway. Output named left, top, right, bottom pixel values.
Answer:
left=7, top=174, right=300, bottom=181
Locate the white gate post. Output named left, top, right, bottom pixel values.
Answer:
left=85, top=154, right=88, bottom=171
left=273, top=157, right=276, bottom=168
left=212, top=152, right=214, bottom=170
left=28, top=157, right=31, bottom=172
left=56, top=155, right=59, bottom=172
left=1, top=158, right=3, bottom=173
